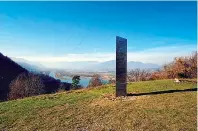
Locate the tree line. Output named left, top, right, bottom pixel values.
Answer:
left=127, top=51, right=197, bottom=82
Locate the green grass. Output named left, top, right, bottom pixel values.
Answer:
left=0, top=80, right=197, bottom=131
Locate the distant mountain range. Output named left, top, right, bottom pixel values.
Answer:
left=49, top=60, right=161, bottom=72
left=11, top=58, right=161, bottom=72
left=11, top=57, right=46, bottom=73
left=95, top=60, right=160, bottom=71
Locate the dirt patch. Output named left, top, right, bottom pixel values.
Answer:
left=101, top=93, right=150, bottom=101
left=90, top=93, right=150, bottom=108
left=52, top=104, right=69, bottom=111
left=90, top=98, right=116, bottom=107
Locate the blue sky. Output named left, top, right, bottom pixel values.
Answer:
left=0, top=2, right=197, bottom=67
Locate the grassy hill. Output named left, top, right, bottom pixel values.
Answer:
left=0, top=80, right=197, bottom=131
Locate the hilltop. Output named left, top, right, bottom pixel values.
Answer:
left=0, top=80, right=197, bottom=131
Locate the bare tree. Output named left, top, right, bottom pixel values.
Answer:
left=88, top=74, right=103, bottom=87
left=188, top=51, right=197, bottom=78
left=150, top=51, right=197, bottom=79
left=128, top=69, right=151, bottom=82
left=9, top=73, right=45, bottom=100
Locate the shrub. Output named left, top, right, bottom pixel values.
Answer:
left=88, top=74, right=103, bottom=87
left=150, top=51, right=197, bottom=79
left=59, top=82, right=72, bottom=91
left=9, top=73, right=45, bottom=100
left=38, top=74, right=61, bottom=93
left=150, top=71, right=167, bottom=80
left=109, top=78, right=116, bottom=84
left=57, top=88, right=66, bottom=93
left=128, top=69, right=151, bottom=82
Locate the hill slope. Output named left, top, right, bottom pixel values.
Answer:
left=0, top=53, right=72, bottom=101
left=0, top=53, right=28, bottom=101
left=0, top=80, right=197, bottom=131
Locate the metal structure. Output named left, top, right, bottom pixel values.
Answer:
left=116, top=36, right=127, bottom=97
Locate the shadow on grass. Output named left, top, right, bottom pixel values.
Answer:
left=127, top=88, right=197, bottom=96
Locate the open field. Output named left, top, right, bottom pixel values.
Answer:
left=0, top=80, right=197, bottom=131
